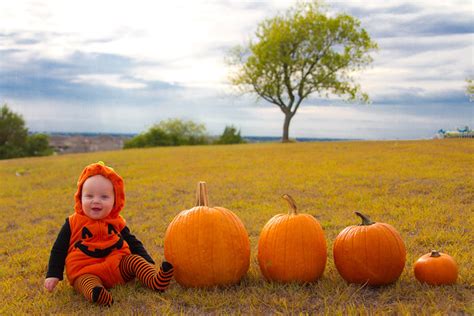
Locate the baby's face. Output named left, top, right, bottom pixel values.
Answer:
left=81, top=175, right=115, bottom=220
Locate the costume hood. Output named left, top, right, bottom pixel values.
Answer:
left=74, top=161, right=125, bottom=218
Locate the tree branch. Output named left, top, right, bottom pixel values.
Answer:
left=252, top=81, right=288, bottom=114
left=283, top=63, right=295, bottom=111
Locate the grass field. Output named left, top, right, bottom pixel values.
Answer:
left=0, top=139, right=473, bottom=314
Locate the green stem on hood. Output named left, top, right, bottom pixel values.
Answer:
left=430, top=250, right=441, bottom=257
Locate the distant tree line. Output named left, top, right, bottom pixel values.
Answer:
left=124, top=119, right=246, bottom=148
left=0, top=104, right=246, bottom=160
left=0, top=104, right=53, bottom=160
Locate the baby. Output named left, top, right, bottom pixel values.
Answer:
left=44, top=161, right=173, bottom=306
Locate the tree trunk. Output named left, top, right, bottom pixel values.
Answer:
left=282, top=113, right=292, bottom=142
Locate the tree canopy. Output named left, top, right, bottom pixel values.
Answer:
left=215, top=125, right=246, bottom=144
left=0, top=104, right=52, bottom=159
left=228, top=0, right=378, bottom=142
left=124, top=118, right=209, bottom=148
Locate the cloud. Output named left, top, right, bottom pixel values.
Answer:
left=334, top=1, right=474, bottom=37
left=71, top=74, right=147, bottom=90
left=0, top=0, right=472, bottom=139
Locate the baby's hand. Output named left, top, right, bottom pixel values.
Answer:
left=44, top=277, right=60, bottom=292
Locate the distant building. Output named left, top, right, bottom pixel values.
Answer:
left=48, top=134, right=132, bottom=154
left=435, top=126, right=474, bottom=139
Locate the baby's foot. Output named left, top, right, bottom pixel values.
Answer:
left=92, top=286, right=113, bottom=306
left=155, top=261, right=174, bottom=292
left=161, top=261, right=173, bottom=273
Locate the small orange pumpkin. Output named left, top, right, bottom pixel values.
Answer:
left=257, top=194, right=327, bottom=283
left=414, top=250, right=458, bottom=285
left=333, top=212, right=406, bottom=285
left=164, top=181, right=250, bottom=288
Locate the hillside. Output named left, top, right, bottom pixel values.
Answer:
left=0, top=139, right=472, bottom=314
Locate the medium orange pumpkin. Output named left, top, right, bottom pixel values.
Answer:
left=164, top=181, right=250, bottom=288
left=257, top=194, right=327, bottom=283
left=333, top=212, right=406, bottom=285
left=414, top=250, right=458, bottom=285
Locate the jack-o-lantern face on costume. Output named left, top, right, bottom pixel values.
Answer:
left=74, top=222, right=124, bottom=258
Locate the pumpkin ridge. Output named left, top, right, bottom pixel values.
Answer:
left=217, top=208, right=229, bottom=281
left=363, top=227, right=371, bottom=281
left=181, top=209, right=194, bottom=286
left=238, top=213, right=251, bottom=278
left=377, top=223, right=395, bottom=284
left=163, top=215, right=174, bottom=262
left=283, top=215, right=291, bottom=281
left=298, top=216, right=307, bottom=279
left=259, top=218, right=270, bottom=278
left=308, top=215, right=326, bottom=279
left=196, top=206, right=206, bottom=286
left=383, top=223, right=406, bottom=264
left=190, top=207, right=204, bottom=285
left=263, top=215, right=279, bottom=280
left=359, top=227, right=371, bottom=282
left=335, top=226, right=350, bottom=281
left=349, top=228, right=360, bottom=283
left=268, top=216, right=282, bottom=278
left=293, top=216, right=303, bottom=279
left=222, top=208, right=242, bottom=281
left=354, top=228, right=370, bottom=283
left=379, top=225, right=391, bottom=279
left=334, top=226, right=349, bottom=281
left=381, top=223, right=406, bottom=284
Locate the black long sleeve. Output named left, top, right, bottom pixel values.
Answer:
left=46, top=218, right=71, bottom=280
left=120, top=226, right=155, bottom=264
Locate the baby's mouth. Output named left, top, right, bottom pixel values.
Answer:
left=92, top=207, right=102, bottom=212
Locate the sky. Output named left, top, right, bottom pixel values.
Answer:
left=0, top=0, right=472, bottom=140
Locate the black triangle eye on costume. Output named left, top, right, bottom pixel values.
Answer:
left=82, top=227, right=93, bottom=239
left=81, top=224, right=118, bottom=239
left=108, top=224, right=118, bottom=235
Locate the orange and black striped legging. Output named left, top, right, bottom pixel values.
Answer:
left=74, top=255, right=173, bottom=306
left=119, top=254, right=174, bottom=291
left=74, top=274, right=114, bottom=306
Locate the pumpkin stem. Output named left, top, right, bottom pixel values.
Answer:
left=195, top=181, right=209, bottom=207
left=430, top=250, right=441, bottom=257
left=355, top=211, right=375, bottom=226
left=282, top=194, right=298, bottom=215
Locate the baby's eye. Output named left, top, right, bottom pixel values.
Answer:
left=101, top=195, right=110, bottom=199
left=85, top=194, right=93, bottom=198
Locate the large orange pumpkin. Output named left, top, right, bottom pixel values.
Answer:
left=333, top=212, right=406, bottom=286
left=257, top=194, right=327, bottom=283
left=164, top=182, right=250, bottom=288
left=414, top=250, right=458, bottom=285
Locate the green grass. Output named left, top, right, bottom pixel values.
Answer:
left=0, top=139, right=473, bottom=314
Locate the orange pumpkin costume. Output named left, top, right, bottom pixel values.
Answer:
left=65, top=162, right=131, bottom=288
left=46, top=162, right=174, bottom=305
